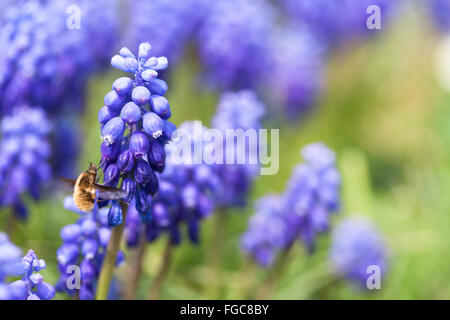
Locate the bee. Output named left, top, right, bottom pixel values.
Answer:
left=61, top=162, right=128, bottom=212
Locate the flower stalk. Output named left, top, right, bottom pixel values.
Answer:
left=96, top=201, right=128, bottom=300
left=147, top=236, right=173, bottom=300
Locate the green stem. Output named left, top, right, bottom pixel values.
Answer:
left=147, top=236, right=173, bottom=300
left=256, top=244, right=293, bottom=300
left=123, top=235, right=147, bottom=300
left=207, top=208, right=227, bottom=298
left=95, top=201, right=128, bottom=300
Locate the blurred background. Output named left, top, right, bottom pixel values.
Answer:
left=0, top=0, right=449, bottom=299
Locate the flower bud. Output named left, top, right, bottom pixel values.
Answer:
left=147, top=139, right=165, bottom=168
left=60, top=224, right=81, bottom=243
left=117, top=149, right=134, bottom=172
left=154, top=56, right=168, bottom=70
left=80, top=259, right=96, bottom=283
left=162, top=121, right=176, bottom=140
left=98, top=227, right=111, bottom=247
left=124, top=57, right=138, bottom=72
left=116, top=251, right=126, bottom=266
left=80, top=219, right=97, bottom=237
left=104, top=90, right=124, bottom=112
left=129, top=131, right=150, bottom=159
left=57, top=244, right=78, bottom=266
left=119, top=47, right=135, bottom=59
left=135, top=189, right=151, bottom=216
left=81, top=238, right=98, bottom=259
left=111, top=55, right=128, bottom=72
left=104, top=163, right=120, bottom=187
left=108, top=203, right=123, bottom=227
left=121, top=178, right=135, bottom=203
left=151, top=95, right=171, bottom=119
left=98, top=106, right=117, bottom=125
left=182, top=184, right=199, bottom=209
left=36, top=282, right=55, bottom=300
left=120, top=101, right=142, bottom=125
left=141, top=69, right=158, bottom=82
left=112, top=77, right=133, bottom=96
left=153, top=201, right=170, bottom=227
left=138, top=42, right=152, bottom=60
left=102, top=117, right=125, bottom=145
left=143, top=112, right=164, bottom=139
left=8, top=280, right=28, bottom=300
left=79, top=284, right=94, bottom=300
left=158, top=180, right=177, bottom=204
left=101, top=141, right=120, bottom=162
left=132, top=86, right=151, bottom=106
left=134, top=159, right=153, bottom=185
left=143, top=57, right=158, bottom=68
left=141, top=169, right=159, bottom=196
left=147, top=78, right=168, bottom=96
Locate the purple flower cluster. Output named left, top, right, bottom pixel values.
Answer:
left=99, top=42, right=176, bottom=226
left=0, top=0, right=120, bottom=216
left=0, top=0, right=118, bottom=114
left=283, top=143, right=341, bottom=250
left=197, top=0, right=276, bottom=90
left=0, top=107, right=51, bottom=219
left=241, top=143, right=341, bottom=266
left=329, top=218, right=388, bottom=287
left=212, top=90, right=266, bottom=208
left=0, top=233, right=24, bottom=300
left=240, top=195, right=288, bottom=266
left=6, top=249, right=55, bottom=300
left=56, top=197, right=125, bottom=300
left=267, top=26, right=325, bottom=119
left=280, top=0, right=396, bottom=47
left=125, top=121, right=221, bottom=246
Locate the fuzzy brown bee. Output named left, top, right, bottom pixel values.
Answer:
left=61, top=163, right=128, bottom=212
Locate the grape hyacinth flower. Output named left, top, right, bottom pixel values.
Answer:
left=198, top=0, right=276, bottom=90
left=0, top=233, right=25, bottom=300
left=0, top=0, right=119, bottom=115
left=7, top=249, right=55, bottom=300
left=283, top=143, right=341, bottom=251
left=56, top=197, right=125, bottom=300
left=125, top=121, right=221, bottom=246
left=0, top=233, right=23, bottom=281
left=0, top=106, right=51, bottom=219
left=240, top=195, right=289, bottom=267
left=0, top=0, right=119, bottom=218
left=329, top=218, right=388, bottom=288
left=267, top=26, right=325, bottom=119
left=211, top=90, right=266, bottom=208
left=98, top=42, right=176, bottom=226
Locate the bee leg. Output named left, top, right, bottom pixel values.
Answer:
left=95, top=199, right=110, bottom=203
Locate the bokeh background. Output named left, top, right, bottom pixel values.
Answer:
left=1, top=0, right=449, bottom=299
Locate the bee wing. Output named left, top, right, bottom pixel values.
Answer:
left=59, top=177, right=77, bottom=187
left=94, top=183, right=128, bottom=200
